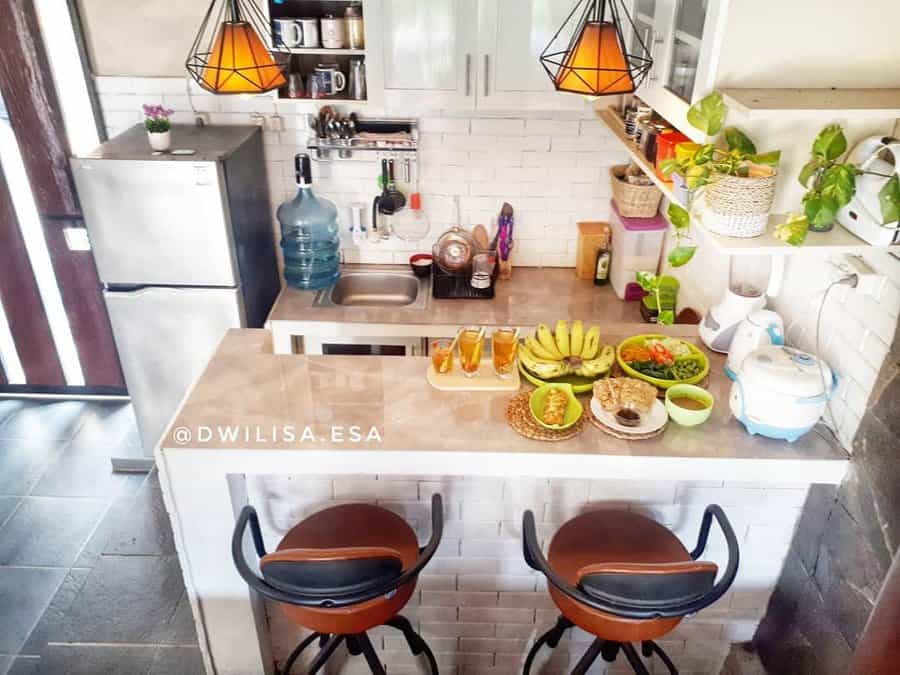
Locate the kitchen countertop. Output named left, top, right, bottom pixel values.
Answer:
left=266, top=265, right=699, bottom=339
left=162, top=329, right=848, bottom=484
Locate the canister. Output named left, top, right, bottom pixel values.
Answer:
left=608, top=200, right=667, bottom=300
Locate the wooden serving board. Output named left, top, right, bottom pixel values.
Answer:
left=427, top=361, right=520, bottom=392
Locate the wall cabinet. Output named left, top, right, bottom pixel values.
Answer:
left=626, top=0, right=730, bottom=140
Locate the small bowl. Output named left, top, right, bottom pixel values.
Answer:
left=614, top=407, right=642, bottom=428
left=665, top=384, right=714, bottom=426
left=529, top=383, right=583, bottom=430
left=410, top=253, right=433, bottom=277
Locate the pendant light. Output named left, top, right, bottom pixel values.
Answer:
left=186, top=0, right=289, bottom=94
left=540, top=0, right=652, bottom=97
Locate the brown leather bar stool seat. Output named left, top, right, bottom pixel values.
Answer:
left=522, top=505, right=739, bottom=675
left=233, top=495, right=443, bottom=675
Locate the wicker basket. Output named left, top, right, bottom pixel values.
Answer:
left=610, top=165, right=663, bottom=218
left=702, top=173, right=777, bottom=238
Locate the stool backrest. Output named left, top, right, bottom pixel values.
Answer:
left=260, top=547, right=404, bottom=599
left=577, top=561, right=718, bottom=610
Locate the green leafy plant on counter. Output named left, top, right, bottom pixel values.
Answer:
left=659, top=91, right=781, bottom=190
left=774, top=212, right=810, bottom=246
left=799, top=124, right=900, bottom=231
left=635, top=271, right=675, bottom=326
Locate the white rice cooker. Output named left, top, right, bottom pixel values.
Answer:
left=729, top=345, right=837, bottom=442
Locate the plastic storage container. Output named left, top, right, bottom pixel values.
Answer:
left=609, top=200, right=667, bottom=300
left=278, top=153, right=341, bottom=290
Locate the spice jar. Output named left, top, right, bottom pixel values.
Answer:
left=345, top=4, right=365, bottom=49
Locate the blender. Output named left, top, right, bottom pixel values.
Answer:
left=699, top=257, right=769, bottom=353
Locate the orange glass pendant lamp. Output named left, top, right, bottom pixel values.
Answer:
left=186, top=0, right=288, bottom=94
left=540, top=0, right=652, bottom=97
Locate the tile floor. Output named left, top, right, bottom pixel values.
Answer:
left=0, top=399, right=203, bottom=675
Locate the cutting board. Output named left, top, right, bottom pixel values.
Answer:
left=427, top=361, right=520, bottom=391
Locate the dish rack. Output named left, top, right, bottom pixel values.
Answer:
left=432, top=260, right=499, bottom=299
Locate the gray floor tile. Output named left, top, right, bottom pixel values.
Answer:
left=29, top=439, right=141, bottom=499
left=151, top=592, right=198, bottom=645
left=0, top=402, right=87, bottom=443
left=148, top=645, right=205, bottom=675
left=0, top=497, right=107, bottom=567
left=68, top=404, right=141, bottom=454
left=0, top=497, right=20, bottom=527
left=61, top=555, right=185, bottom=644
left=0, top=654, right=11, bottom=675
left=42, top=644, right=156, bottom=675
left=0, top=567, right=66, bottom=653
left=4, top=656, right=39, bottom=675
left=0, top=439, right=67, bottom=496
left=20, top=569, right=92, bottom=657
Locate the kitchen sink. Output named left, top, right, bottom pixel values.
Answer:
left=313, top=270, right=430, bottom=309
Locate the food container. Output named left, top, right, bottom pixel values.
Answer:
left=409, top=253, right=433, bottom=277
left=654, top=130, right=691, bottom=181
left=665, top=384, right=714, bottom=426
left=608, top=200, right=667, bottom=300
left=610, top=165, right=663, bottom=218
left=729, top=345, right=837, bottom=442
left=575, top=221, right=611, bottom=280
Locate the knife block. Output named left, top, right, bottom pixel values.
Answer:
left=576, top=221, right=611, bottom=280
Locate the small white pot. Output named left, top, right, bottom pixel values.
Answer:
left=147, top=130, right=171, bottom=152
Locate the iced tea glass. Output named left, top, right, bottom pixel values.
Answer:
left=492, top=327, right=518, bottom=378
left=431, top=339, right=453, bottom=374
left=458, top=327, right=484, bottom=377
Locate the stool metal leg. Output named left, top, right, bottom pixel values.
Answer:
left=356, top=632, right=387, bottom=675
left=570, top=638, right=604, bottom=675
left=641, top=640, right=679, bottom=675
left=307, top=635, right=345, bottom=675
left=385, top=615, right=439, bottom=675
left=621, top=643, right=651, bottom=675
left=522, top=616, right=573, bottom=675
left=281, top=632, right=322, bottom=675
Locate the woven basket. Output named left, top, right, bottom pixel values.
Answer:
left=702, top=173, right=777, bottom=238
left=610, top=165, right=663, bottom=218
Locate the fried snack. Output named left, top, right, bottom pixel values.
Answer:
left=593, top=377, right=656, bottom=413
left=542, top=388, right=569, bottom=426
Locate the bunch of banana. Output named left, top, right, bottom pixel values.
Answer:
left=520, top=320, right=615, bottom=380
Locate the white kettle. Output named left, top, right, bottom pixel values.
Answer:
left=837, top=136, right=900, bottom=246
left=725, top=309, right=784, bottom=380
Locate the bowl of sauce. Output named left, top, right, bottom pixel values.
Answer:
left=665, top=384, right=714, bottom=426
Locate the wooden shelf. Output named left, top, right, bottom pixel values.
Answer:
left=721, top=88, right=900, bottom=118
left=595, top=106, right=676, bottom=201
left=596, top=106, right=900, bottom=256
left=273, top=47, right=365, bottom=56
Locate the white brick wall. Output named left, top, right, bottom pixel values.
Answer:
left=248, top=474, right=809, bottom=675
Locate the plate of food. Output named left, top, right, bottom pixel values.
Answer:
left=591, top=377, right=667, bottom=435
left=529, top=383, right=583, bottom=430
left=518, top=320, right=616, bottom=393
left=616, top=335, right=709, bottom=389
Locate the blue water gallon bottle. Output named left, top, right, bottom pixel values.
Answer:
left=277, top=153, right=341, bottom=290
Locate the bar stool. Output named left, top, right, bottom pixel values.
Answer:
left=232, top=494, right=443, bottom=675
left=521, top=505, right=739, bottom=675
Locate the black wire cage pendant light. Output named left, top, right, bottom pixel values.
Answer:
left=540, top=0, right=653, bottom=97
left=186, top=0, right=289, bottom=94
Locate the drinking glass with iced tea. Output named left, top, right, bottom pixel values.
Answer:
left=458, top=327, right=484, bottom=377
left=431, top=339, right=453, bottom=374
left=492, top=327, right=518, bottom=378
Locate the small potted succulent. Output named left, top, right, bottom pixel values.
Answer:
left=143, top=103, right=175, bottom=152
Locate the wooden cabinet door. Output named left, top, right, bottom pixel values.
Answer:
left=377, top=0, right=477, bottom=111
left=476, top=0, right=588, bottom=111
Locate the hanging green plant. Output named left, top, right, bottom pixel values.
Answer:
left=799, top=124, right=900, bottom=231
left=665, top=202, right=696, bottom=267
left=659, top=91, right=781, bottom=190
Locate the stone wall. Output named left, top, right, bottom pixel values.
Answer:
left=754, top=325, right=900, bottom=673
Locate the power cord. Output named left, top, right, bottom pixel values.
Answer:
left=814, top=274, right=858, bottom=441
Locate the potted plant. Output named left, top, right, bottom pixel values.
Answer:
left=143, top=103, right=175, bottom=152
left=799, top=124, right=900, bottom=232
left=660, top=91, right=781, bottom=238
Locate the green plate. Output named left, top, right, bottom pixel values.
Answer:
left=529, top=383, right=583, bottom=430
left=517, top=361, right=602, bottom=394
left=616, top=334, right=710, bottom=389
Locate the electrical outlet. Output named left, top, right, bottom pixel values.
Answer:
left=267, top=114, right=284, bottom=132
left=194, top=112, right=210, bottom=126
left=831, top=253, right=884, bottom=297
left=249, top=112, right=265, bottom=127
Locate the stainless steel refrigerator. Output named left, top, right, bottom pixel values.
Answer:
left=72, top=124, right=280, bottom=461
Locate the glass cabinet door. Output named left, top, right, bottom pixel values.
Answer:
left=666, top=0, right=708, bottom=101
left=630, top=0, right=657, bottom=78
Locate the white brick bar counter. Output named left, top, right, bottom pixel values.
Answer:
left=157, top=331, right=848, bottom=675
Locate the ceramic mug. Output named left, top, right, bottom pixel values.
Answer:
left=313, top=64, right=346, bottom=96
left=297, top=17, right=319, bottom=48
left=319, top=15, right=347, bottom=49
left=272, top=18, right=302, bottom=48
